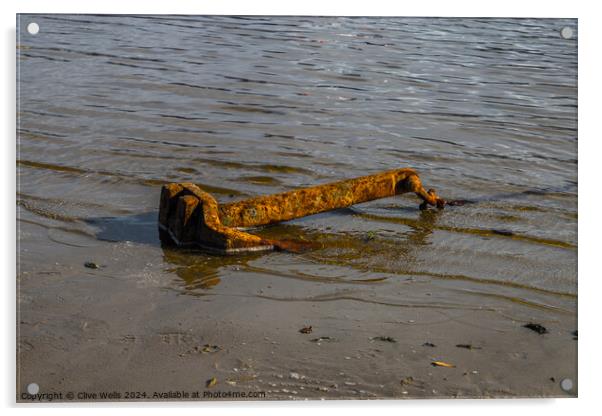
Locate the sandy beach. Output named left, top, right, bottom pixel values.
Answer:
left=17, top=211, right=577, bottom=400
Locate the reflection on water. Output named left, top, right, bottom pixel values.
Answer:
left=163, top=248, right=258, bottom=291
left=84, top=207, right=441, bottom=292
left=17, top=15, right=577, bottom=308
left=81, top=202, right=574, bottom=309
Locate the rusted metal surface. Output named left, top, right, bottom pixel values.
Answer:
left=158, top=168, right=445, bottom=253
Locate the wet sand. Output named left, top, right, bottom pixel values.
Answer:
left=17, top=216, right=577, bottom=401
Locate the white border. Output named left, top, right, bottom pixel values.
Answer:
left=3, top=1, right=601, bottom=414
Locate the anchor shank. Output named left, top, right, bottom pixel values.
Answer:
left=158, top=168, right=444, bottom=253
left=218, top=168, right=438, bottom=227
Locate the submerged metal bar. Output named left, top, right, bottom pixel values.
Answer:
left=158, top=168, right=445, bottom=253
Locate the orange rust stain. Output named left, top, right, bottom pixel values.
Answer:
left=158, top=168, right=445, bottom=252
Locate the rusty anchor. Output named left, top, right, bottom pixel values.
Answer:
left=158, top=168, right=445, bottom=253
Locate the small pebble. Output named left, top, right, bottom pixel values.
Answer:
left=523, top=323, right=548, bottom=334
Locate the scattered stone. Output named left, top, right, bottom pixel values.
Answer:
left=456, top=344, right=482, bottom=350
left=199, top=344, right=221, bottom=353
left=290, top=372, right=300, bottom=380
left=422, top=342, right=436, bottom=347
left=84, top=262, right=100, bottom=269
left=400, top=376, right=414, bottom=386
left=299, top=326, right=313, bottom=334
left=370, top=336, right=397, bottom=343
left=523, top=323, right=548, bottom=334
